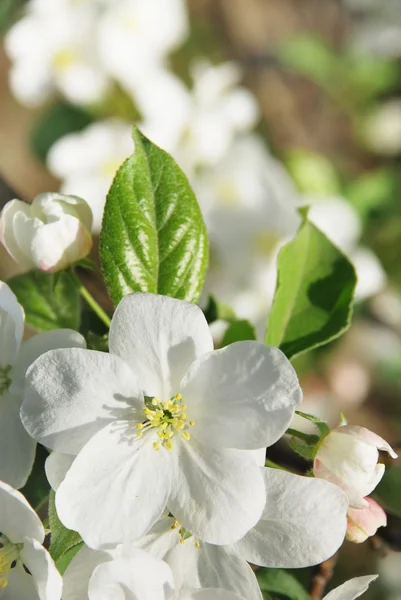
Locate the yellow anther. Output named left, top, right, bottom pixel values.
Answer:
left=181, top=432, right=191, bottom=441
left=170, top=405, right=180, bottom=413
left=194, top=541, right=200, bottom=548
left=151, top=397, right=160, bottom=406
left=189, top=420, right=195, bottom=426
left=179, top=539, right=185, bottom=545
left=171, top=520, right=179, bottom=530
left=175, top=393, right=182, bottom=400
left=180, top=413, right=187, bottom=420
left=164, top=439, right=174, bottom=451
left=136, top=423, right=144, bottom=430
left=153, top=441, right=161, bottom=451
left=181, top=404, right=187, bottom=410
left=178, top=528, right=184, bottom=535
left=144, top=408, right=154, bottom=416
left=163, top=400, right=173, bottom=410
left=136, top=432, right=143, bottom=438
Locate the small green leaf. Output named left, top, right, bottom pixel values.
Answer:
left=100, top=127, right=208, bottom=305
left=289, top=438, right=317, bottom=461
left=8, top=270, right=81, bottom=332
left=49, top=490, right=82, bottom=563
left=375, top=467, right=401, bottom=517
left=56, top=542, right=84, bottom=575
left=221, top=320, right=256, bottom=347
left=257, top=568, right=310, bottom=600
left=265, top=218, right=356, bottom=359
left=295, top=411, right=330, bottom=436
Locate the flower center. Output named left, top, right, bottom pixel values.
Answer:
left=52, top=48, right=78, bottom=71
left=170, top=518, right=200, bottom=548
left=0, top=365, right=12, bottom=397
left=0, top=534, right=22, bottom=589
left=136, top=394, right=195, bottom=451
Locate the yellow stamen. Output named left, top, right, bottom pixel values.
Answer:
left=181, top=432, right=191, bottom=441
left=189, top=420, right=195, bottom=426
left=136, top=432, right=143, bottom=438
left=164, top=439, right=174, bottom=451
left=136, top=423, right=143, bottom=430
left=153, top=441, right=161, bottom=451
left=175, top=393, right=182, bottom=400
left=179, top=539, right=185, bottom=545
left=171, top=520, right=179, bottom=530
left=194, top=540, right=200, bottom=548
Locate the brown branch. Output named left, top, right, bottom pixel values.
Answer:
left=309, top=554, right=338, bottom=600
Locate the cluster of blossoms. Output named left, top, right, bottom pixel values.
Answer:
left=3, top=0, right=386, bottom=330
left=0, top=185, right=394, bottom=595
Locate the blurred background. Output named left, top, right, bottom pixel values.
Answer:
left=1, top=0, right=401, bottom=597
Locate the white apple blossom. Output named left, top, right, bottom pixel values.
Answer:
left=47, top=120, right=133, bottom=232
left=4, top=1, right=110, bottom=107
left=313, top=424, right=397, bottom=508
left=0, top=481, right=62, bottom=598
left=63, top=546, right=246, bottom=600
left=97, top=0, right=189, bottom=90
left=22, top=292, right=302, bottom=548
left=57, top=467, right=347, bottom=600
left=346, top=497, right=387, bottom=543
left=0, top=281, right=85, bottom=489
left=0, top=193, right=93, bottom=273
left=323, top=575, right=378, bottom=600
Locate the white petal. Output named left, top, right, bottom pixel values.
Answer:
left=20, top=537, right=62, bottom=600
left=109, top=293, right=213, bottom=399
left=10, top=329, right=86, bottom=396
left=30, top=216, right=92, bottom=272
left=45, top=452, right=75, bottom=491
left=0, top=200, right=35, bottom=270
left=4, top=564, right=39, bottom=600
left=136, top=516, right=180, bottom=559
left=336, top=425, right=398, bottom=459
left=0, top=392, right=36, bottom=489
left=323, top=575, right=378, bottom=600
left=0, top=281, right=24, bottom=364
left=56, top=422, right=173, bottom=548
left=166, top=540, right=262, bottom=600
left=168, top=438, right=265, bottom=545
left=0, top=481, right=44, bottom=544
left=182, top=342, right=302, bottom=449
left=63, top=545, right=113, bottom=600
left=186, top=591, right=246, bottom=600
left=233, top=469, right=348, bottom=568
left=88, top=550, right=175, bottom=600
left=22, top=348, right=143, bottom=454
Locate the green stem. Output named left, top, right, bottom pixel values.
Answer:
left=265, top=459, right=286, bottom=470
left=286, top=428, right=320, bottom=445
left=68, top=270, right=111, bottom=328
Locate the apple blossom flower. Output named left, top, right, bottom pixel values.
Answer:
left=0, top=480, right=62, bottom=598
left=97, top=0, right=189, bottom=91
left=63, top=545, right=246, bottom=600
left=0, top=281, right=86, bottom=489
left=22, top=292, right=302, bottom=548
left=4, top=1, right=110, bottom=107
left=323, top=575, right=378, bottom=600
left=47, top=120, right=133, bottom=232
left=313, top=424, right=397, bottom=508
left=0, top=192, right=93, bottom=273
left=346, top=497, right=387, bottom=543
left=47, top=463, right=348, bottom=600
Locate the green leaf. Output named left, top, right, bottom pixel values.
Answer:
left=265, top=217, right=356, bottom=359
left=49, top=490, right=82, bottom=563
left=56, top=542, right=84, bottom=575
left=100, top=128, right=208, bottom=305
left=279, top=35, right=337, bottom=87
left=20, top=445, right=50, bottom=512
left=221, top=320, right=256, bottom=347
left=30, top=102, right=92, bottom=162
left=8, top=270, right=80, bottom=332
left=375, top=467, right=401, bottom=517
left=257, top=568, right=310, bottom=600
left=294, top=410, right=330, bottom=436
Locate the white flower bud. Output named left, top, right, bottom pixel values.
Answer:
left=346, top=497, right=387, bottom=543
left=313, top=424, right=397, bottom=508
left=0, top=192, right=93, bottom=273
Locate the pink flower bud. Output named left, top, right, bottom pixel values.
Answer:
left=313, top=424, right=397, bottom=508
left=0, top=193, right=93, bottom=273
left=346, top=498, right=387, bottom=543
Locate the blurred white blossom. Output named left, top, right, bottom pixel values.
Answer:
left=47, top=120, right=133, bottom=232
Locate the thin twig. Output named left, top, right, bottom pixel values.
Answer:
left=309, top=554, right=338, bottom=600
